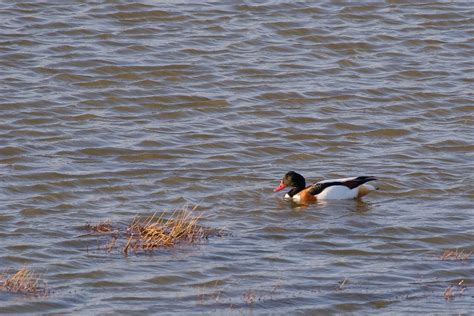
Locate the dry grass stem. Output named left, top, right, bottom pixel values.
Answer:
left=105, top=234, right=119, bottom=253
left=197, top=288, right=223, bottom=304
left=440, top=248, right=472, bottom=262
left=443, top=286, right=454, bottom=300
left=0, top=268, right=48, bottom=296
left=336, top=278, right=348, bottom=291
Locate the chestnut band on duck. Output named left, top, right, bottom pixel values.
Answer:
left=274, top=171, right=378, bottom=202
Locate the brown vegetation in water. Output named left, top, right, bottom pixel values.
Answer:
left=440, top=248, right=472, bottom=262
left=85, top=219, right=114, bottom=233
left=242, top=290, right=257, bottom=305
left=85, top=208, right=223, bottom=255
left=123, top=209, right=220, bottom=255
left=444, top=280, right=467, bottom=301
left=0, top=268, right=48, bottom=297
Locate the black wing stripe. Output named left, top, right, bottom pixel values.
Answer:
left=308, top=176, right=377, bottom=195
left=343, top=176, right=377, bottom=189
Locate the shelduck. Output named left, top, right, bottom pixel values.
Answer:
left=274, top=171, right=377, bottom=203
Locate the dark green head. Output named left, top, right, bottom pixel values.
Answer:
left=274, top=171, right=306, bottom=197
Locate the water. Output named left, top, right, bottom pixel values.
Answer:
left=1, top=1, right=473, bottom=314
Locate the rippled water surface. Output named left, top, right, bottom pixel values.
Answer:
left=1, top=1, right=473, bottom=314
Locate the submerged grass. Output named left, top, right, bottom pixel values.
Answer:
left=0, top=268, right=48, bottom=297
left=440, top=248, right=472, bottom=262
left=85, top=219, right=115, bottom=233
left=443, top=280, right=467, bottom=301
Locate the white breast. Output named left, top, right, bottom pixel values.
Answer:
left=315, top=185, right=358, bottom=200
left=286, top=187, right=357, bottom=201
left=285, top=192, right=302, bottom=203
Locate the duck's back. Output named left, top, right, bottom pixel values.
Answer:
left=309, top=176, right=377, bottom=200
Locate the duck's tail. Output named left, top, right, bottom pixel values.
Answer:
left=357, top=183, right=378, bottom=198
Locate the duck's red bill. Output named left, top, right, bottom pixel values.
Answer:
left=273, top=181, right=286, bottom=192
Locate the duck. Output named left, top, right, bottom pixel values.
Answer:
left=273, top=171, right=377, bottom=203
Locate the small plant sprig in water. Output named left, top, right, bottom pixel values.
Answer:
left=0, top=267, right=49, bottom=297
left=336, top=277, right=348, bottom=291
left=444, top=280, right=467, bottom=301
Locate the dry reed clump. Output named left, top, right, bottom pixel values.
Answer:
left=440, top=248, right=472, bottom=262
left=122, top=209, right=220, bottom=255
left=0, top=268, right=48, bottom=297
left=84, top=208, right=222, bottom=255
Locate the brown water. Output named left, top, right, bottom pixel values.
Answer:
left=1, top=1, right=473, bottom=314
